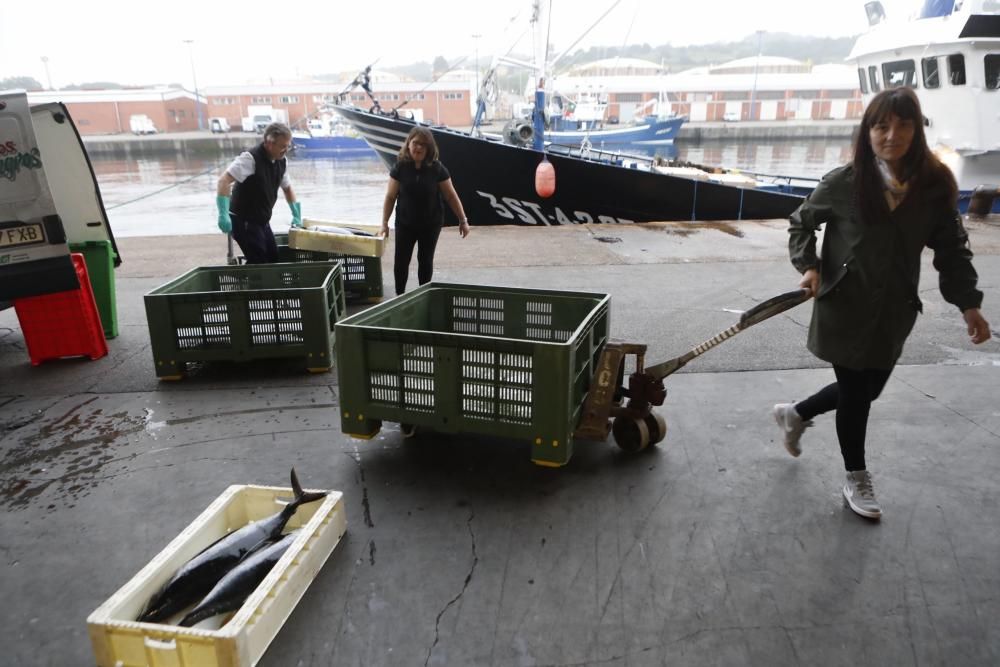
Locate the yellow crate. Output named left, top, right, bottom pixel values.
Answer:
left=87, top=484, right=346, bottom=667
left=290, top=219, right=385, bottom=258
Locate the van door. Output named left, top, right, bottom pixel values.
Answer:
left=0, top=91, right=78, bottom=301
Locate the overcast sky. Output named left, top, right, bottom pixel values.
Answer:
left=1, top=0, right=921, bottom=89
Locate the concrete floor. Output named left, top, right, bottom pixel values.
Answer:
left=1, top=220, right=998, bottom=666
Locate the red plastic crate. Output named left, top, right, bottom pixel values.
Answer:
left=13, top=253, right=108, bottom=366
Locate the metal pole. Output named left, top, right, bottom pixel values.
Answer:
left=472, top=33, right=482, bottom=97
left=41, top=56, right=53, bottom=89
left=183, top=40, right=204, bottom=130
left=749, top=30, right=763, bottom=121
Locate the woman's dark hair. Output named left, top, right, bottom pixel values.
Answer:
left=852, top=87, right=957, bottom=223
left=397, top=127, right=439, bottom=164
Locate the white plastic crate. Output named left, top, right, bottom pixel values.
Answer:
left=87, top=484, right=346, bottom=667
left=290, top=219, right=385, bottom=258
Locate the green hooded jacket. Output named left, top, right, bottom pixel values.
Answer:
left=788, top=164, right=983, bottom=370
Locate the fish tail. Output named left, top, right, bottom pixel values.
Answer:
left=287, top=468, right=326, bottom=513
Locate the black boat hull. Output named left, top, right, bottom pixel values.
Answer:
left=334, top=105, right=805, bottom=226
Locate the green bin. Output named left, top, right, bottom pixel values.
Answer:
left=68, top=241, right=118, bottom=338
left=335, top=282, right=610, bottom=466
left=144, top=262, right=346, bottom=379
left=274, top=233, right=383, bottom=302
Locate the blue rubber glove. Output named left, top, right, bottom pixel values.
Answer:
left=216, top=195, right=232, bottom=234
left=289, top=201, right=302, bottom=228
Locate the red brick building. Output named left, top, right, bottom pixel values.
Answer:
left=26, top=88, right=203, bottom=135
left=202, top=78, right=476, bottom=130
left=25, top=77, right=476, bottom=135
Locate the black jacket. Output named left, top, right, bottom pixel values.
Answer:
left=789, top=164, right=982, bottom=369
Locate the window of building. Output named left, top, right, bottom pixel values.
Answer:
left=985, top=54, right=1000, bottom=90
left=279, top=96, right=299, bottom=103
left=947, top=54, right=966, bottom=85
left=868, top=65, right=881, bottom=92
left=922, top=57, right=940, bottom=88
left=857, top=68, right=869, bottom=94
left=882, top=59, right=917, bottom=88
left=213, top=97, right=235, bottom=104
left=251, top=96, right=272, bottom=104
left=443, top=92, right=464, bottom=100
left=615, top=93, right=643, bottom=103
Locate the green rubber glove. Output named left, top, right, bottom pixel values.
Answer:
left=289, top=201, right=302, bottom=228
left=216, top=195, right=232, bottom=234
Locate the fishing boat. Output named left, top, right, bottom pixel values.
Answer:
left=291, top=115, right=373, bottom=154
left=334, top=102, right=804, bottom=226
left=332, top=2, right=804, bottom=226
left=544, top=90, right=686, bottom=146
left=848, top=0, right=1000, bottom=212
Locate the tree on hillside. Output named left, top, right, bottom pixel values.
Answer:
left=1, top=76, right=44, bottom=91
left=432, top=56, right=449, bottom=77
left=554, top=33, right=857, bottom=73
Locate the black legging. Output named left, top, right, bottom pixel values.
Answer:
left=393, top=223, right=442, bottom=295
left=795, top=365, right=894, bottom=472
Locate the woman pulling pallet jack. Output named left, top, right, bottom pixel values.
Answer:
left=587, top=88, right=992, bottom=523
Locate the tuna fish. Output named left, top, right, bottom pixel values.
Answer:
left=137, top=469, right=325, bottom=624
left=179, top=530, right=300, bottom=627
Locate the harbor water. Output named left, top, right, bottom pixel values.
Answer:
left=96, top=139, right=852, bottom=238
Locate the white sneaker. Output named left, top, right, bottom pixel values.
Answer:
left=773, top=403, right=811, bottom=457
left=843, top=470, right=882, bottom=519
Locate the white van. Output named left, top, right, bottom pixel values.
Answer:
left=209, top=117, right=230, bottom=133
left=129, top=114, right=158, bottom=135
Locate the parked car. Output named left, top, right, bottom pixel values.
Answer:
left=722, top=111, right=740, bottom=122
left=209, top=117, right=230, bottom=133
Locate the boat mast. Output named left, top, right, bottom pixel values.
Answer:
left=531, top=0, right=550, bottom=150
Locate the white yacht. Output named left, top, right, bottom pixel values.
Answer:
left=848, top=0, right=999, bottom=210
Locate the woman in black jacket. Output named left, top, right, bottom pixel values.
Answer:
left=381, top=127, right=470, bottom=295
left=776, top=87, right=991, bottom=519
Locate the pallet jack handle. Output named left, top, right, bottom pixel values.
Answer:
left=645, top=288, right=811, bottom=381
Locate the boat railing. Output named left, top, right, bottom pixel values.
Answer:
left=547, top=142, right=659, bottom=169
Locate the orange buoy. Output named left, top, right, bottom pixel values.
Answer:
left=535, top=158, right=556, bottom=198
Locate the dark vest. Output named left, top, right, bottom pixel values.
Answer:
left=230, top=143, right=286, bottom=224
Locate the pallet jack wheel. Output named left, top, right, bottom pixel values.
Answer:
left=612, top=416, right=651, bottom=453
left=644, top=411, right=667, bottom=445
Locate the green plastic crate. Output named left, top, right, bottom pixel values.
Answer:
left=68, top=240, right=118, bottom=338
left=144, top=262, right=346, bottom=379
left=335, top=282, right=610, bottom=466
left=274, top=233, right=383, bottom=302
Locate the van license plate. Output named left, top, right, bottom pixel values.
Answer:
left=1, top=223, right=45, bottom=249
